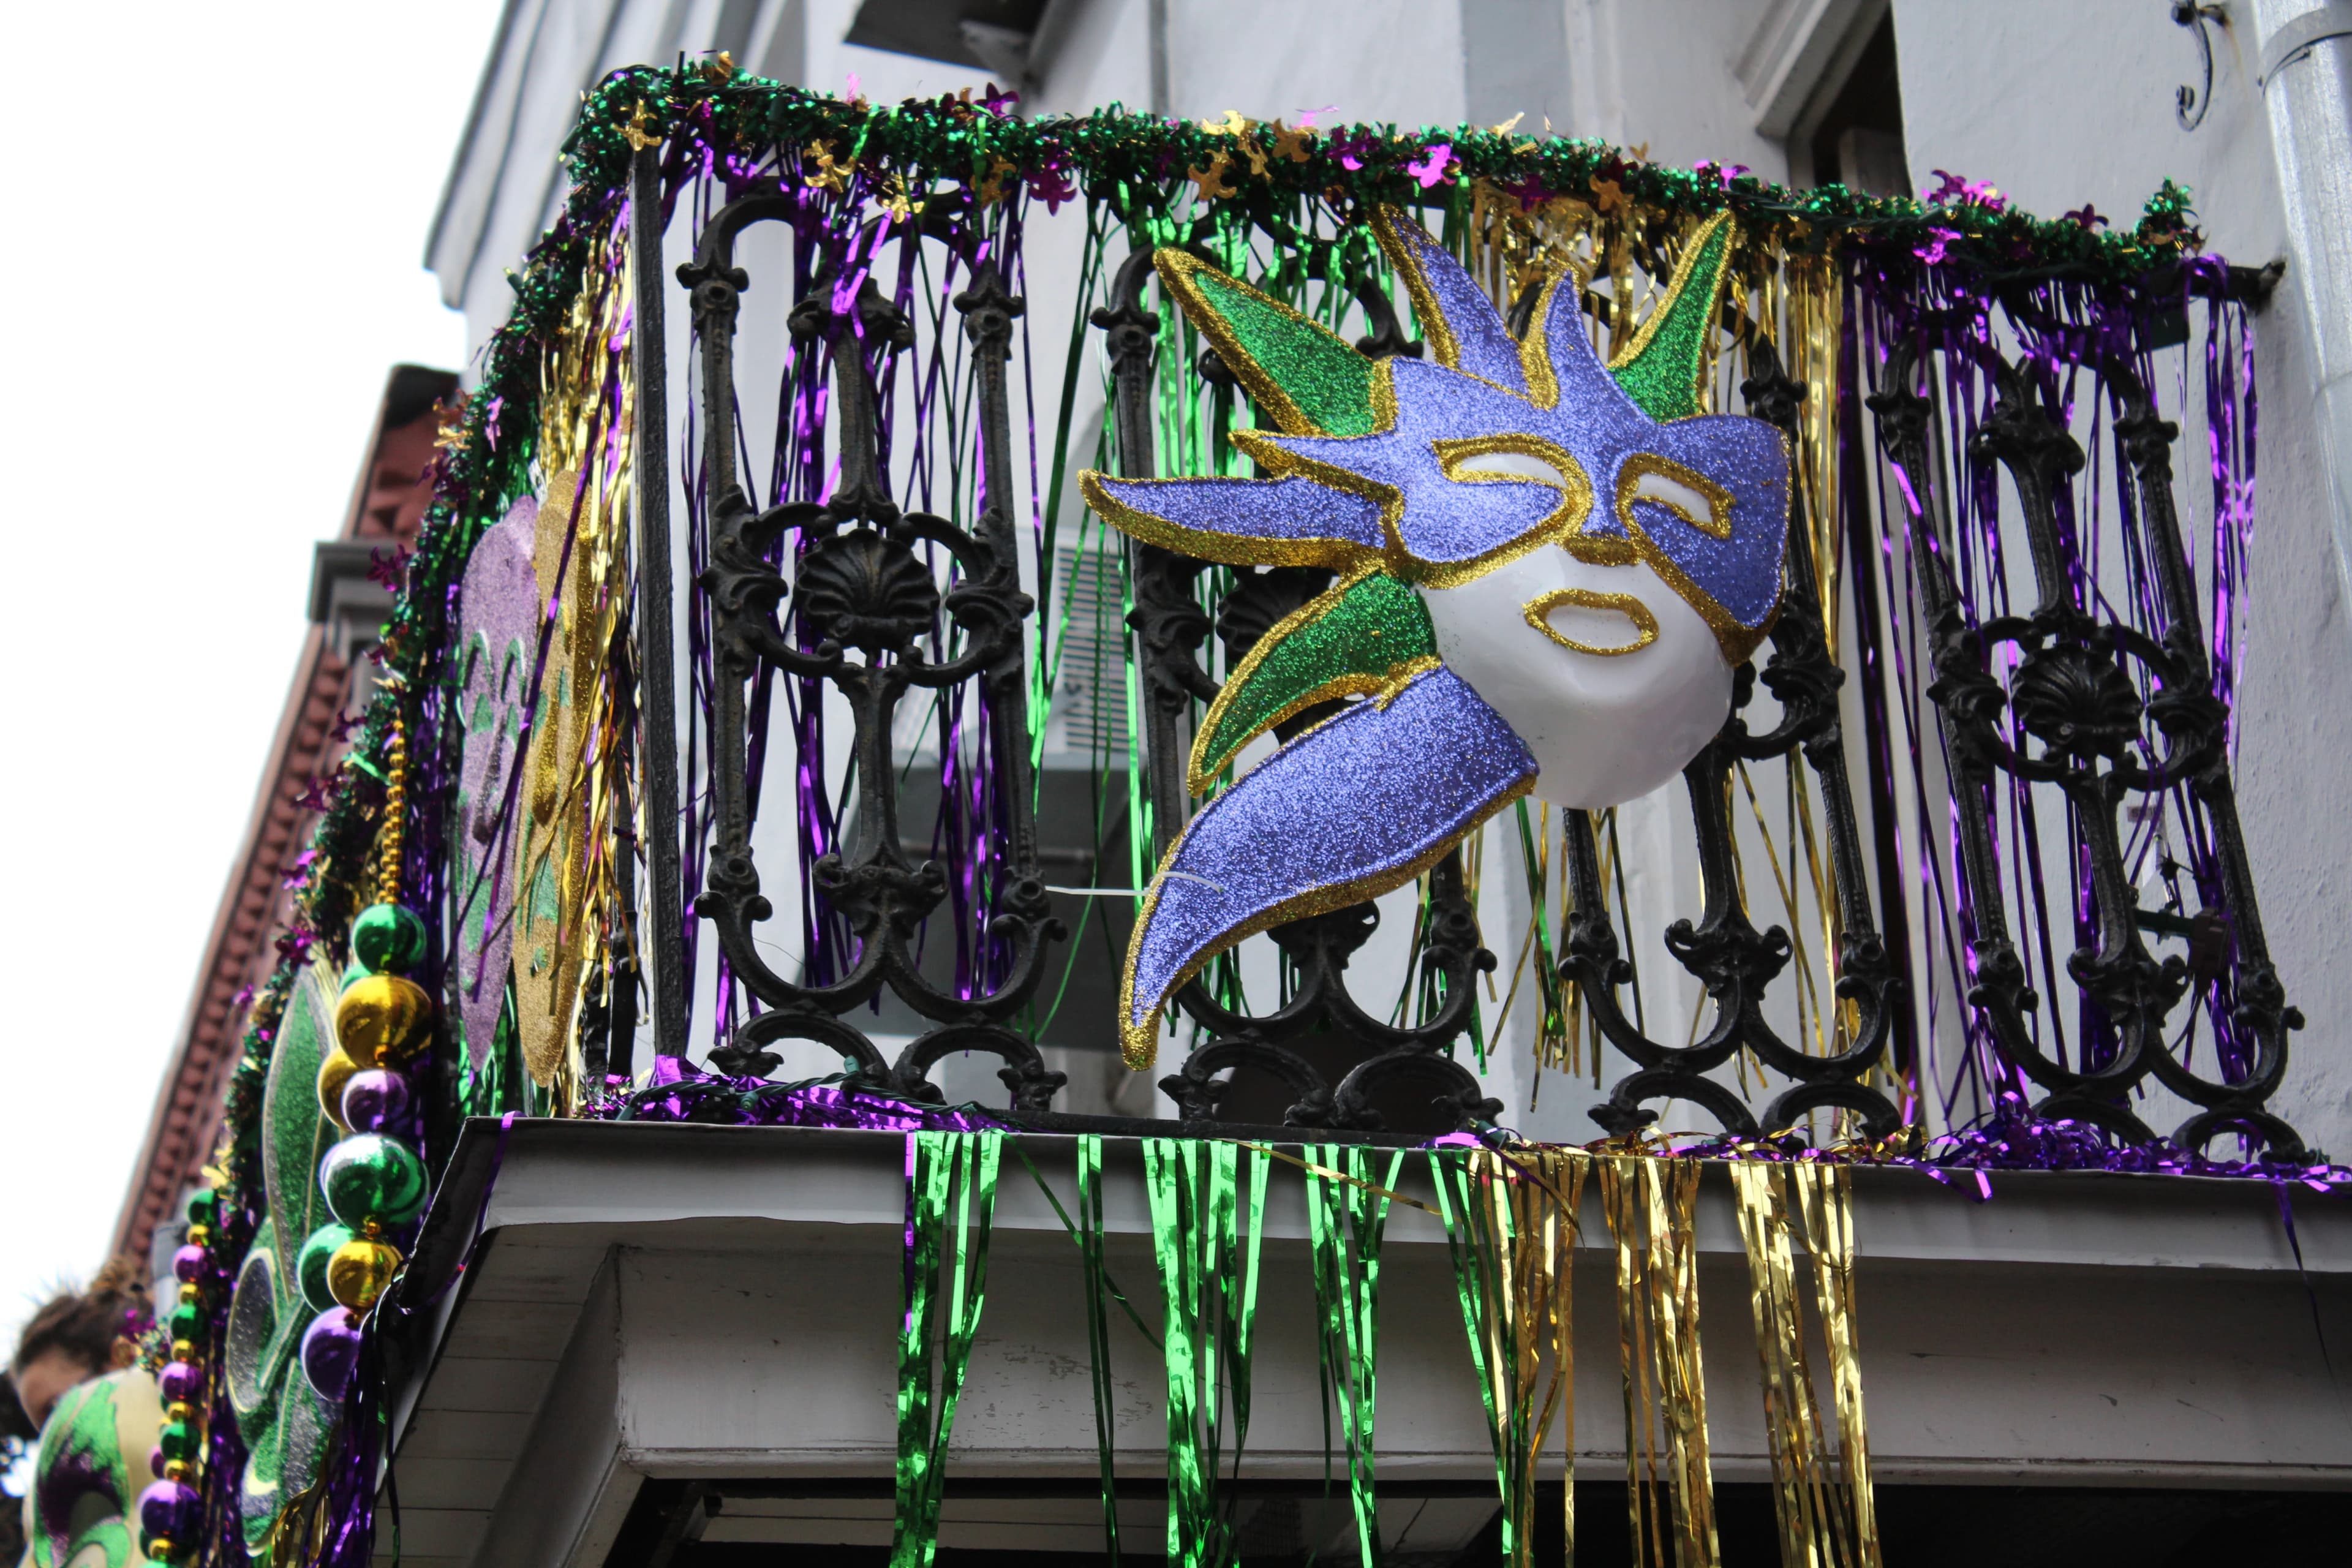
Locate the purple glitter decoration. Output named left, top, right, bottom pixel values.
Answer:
left=1128, top=666, right=1535, bottom=1030
left=1385, top=213, right=1533, bottom=393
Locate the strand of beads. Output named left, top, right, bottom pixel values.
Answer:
left=139, top=1187, right=221, bottom=1563
left=298, top=713, right=434, bottom=1401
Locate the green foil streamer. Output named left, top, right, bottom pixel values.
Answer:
left=1142, top=1138, right=1268, bottom=1568
left=1305, top=1144, right=1405, bottom=1568
left=1077, top=1135, right=1126, bottom=1564
left=891, top=1131, right=1005, bottom=1568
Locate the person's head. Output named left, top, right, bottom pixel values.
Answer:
left=9, top=1257, right=148, bottom=1431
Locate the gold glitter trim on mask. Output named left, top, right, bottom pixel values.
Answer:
left=1521, top=587, right=1660, bottom=657
left=1615, top=451, right=1733, bottom=540
left=1614, top=420, right=1793, bottom=666
left=1373, top=205, right=1469, bottom=376
left=1117, top=774, right=1533, bottom=1068
left=1374, top=204, right=1588, bottom=410
left=1074, top=469, right=1385, bottom=573
left=1432, top=433, right=1596, bottom=537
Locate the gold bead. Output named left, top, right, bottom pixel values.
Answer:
left=186, top=1224, right=211, bottom=1248
left=326, top=1236, right=404, bottom=1313
left=147, top=1538, right=175, bottom=1560
left=178, top=1283, right=200, bottom=1306
left=334, top=974, right=434, bottom=1068
left=171, top=1340, right=197, bottom=1363
left=163, top=1458, right=194, bottom=1482
left=317, top=1048, right=361, bottom=1130
left=167, top=1401, right=198, bottom=1424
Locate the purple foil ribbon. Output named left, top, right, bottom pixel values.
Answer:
left=599, top=1057, right=1009, bottom=1132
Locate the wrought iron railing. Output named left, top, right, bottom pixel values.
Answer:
left=1869, top=337, right=2305, bottom=1156
left=629, top=141, right=2304, bottom=1156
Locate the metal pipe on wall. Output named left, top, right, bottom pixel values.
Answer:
left=2251, top=0, right=2352, bottom=605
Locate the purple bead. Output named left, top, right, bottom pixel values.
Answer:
left=138, top=1479, right=201, bottom=1542
left=148, top=1446, right=165, bottom=1482
left=172, top=1244, right=208, bottom=1284
left=158, top=1360, right=204, bottom=1404
left=339, top=1069, right=412, bottom=1136
left=301, top=1307, right=364, bottom=1401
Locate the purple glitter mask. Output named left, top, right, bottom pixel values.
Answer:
left=1077, top=208, right=1791, bottom=1065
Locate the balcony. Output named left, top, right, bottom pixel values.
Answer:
left=378, top=1118, right=2351, bottom=1566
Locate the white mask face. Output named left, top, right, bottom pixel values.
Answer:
left=1422, top=542, right=1732, bottom=808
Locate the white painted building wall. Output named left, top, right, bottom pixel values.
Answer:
left=431, top=0, right=2352, bottom=1157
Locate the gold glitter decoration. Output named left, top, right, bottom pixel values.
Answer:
left=1521, top=587, right=1660, bottom=657
left=1730, top=1161, right=1882, bottom=1568
left=508, top=218, right=635, bottom=1099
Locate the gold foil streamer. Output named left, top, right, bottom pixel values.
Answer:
left=1597, top=1155, right=1718, bottom=1568
left=1729, top=1161, right=1880, bottom=1568
left=1434, top=1147, right=1585, bottom=1568
left=511, top=219, right=636, bottom=1096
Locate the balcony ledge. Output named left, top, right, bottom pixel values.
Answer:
left=377, top=1118, right=2352, bottom=1567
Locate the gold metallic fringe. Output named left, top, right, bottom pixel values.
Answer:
left=1729, top=1162, right=1880, bottom=1568
left=1466, top=1147, right=1586, bottom=1568
left=513, top=216, right=636, bottom=1101
left=1731, top=1161, right=1872, bottom=1568
left=1597, top=1155, right=1717, bottom=1567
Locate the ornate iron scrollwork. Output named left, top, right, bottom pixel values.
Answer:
left=1102, top=248, right=1501, bottom=1134
left=1869, top=336, right=2305, bottom=1158
left=1566, top=339, right=1905, bottom=1143
left=679, top=191, right=1066, bottom=1107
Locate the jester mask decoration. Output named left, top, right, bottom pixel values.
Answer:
left=1079, top=207, right=1789, bottom=1066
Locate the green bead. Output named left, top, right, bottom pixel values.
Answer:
left=167, top=1301, right=204, bottom=1343
left=350, top=904, right=428, bottom=975
left=319, top=1134, right=428, bottom=1230
left=185, top=1189, right=216, bottom=1228
left=296, top=1223, right=357, bottom=1314
left=158, top=1420, right=200, bottom=1463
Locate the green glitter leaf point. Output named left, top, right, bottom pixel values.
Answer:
left=1193, top=570, right=1436, bottom=787
left=1608, top=216, right=1735, bottom=422
left=1189, top=270, right=1379, bottom=436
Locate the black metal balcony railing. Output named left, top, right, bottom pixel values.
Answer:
left=1869, top=341, right=2304, bottom=1156
left=621, top=140, right=2304, bottom=1157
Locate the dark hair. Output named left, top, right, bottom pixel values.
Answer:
left=10, top=1256, right=150, bottom=1378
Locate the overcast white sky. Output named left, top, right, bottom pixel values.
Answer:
left=0, top=1, right=503, bottom=1350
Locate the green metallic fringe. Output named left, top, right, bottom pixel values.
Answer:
left=891, top=1131, right=1005, bottom=1568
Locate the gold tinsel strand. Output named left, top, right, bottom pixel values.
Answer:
left=1598, top=1154, right=1719, bottom=1567
left=511, top=215, right=636, bottom=1102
